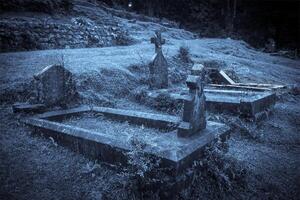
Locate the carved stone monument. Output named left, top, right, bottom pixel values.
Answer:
left=151, top=30, right=166, bottom=53
left=177, top=64, right=206, bottom=137
left=149, top=31, right=168, bottom=89
left=34, top=64, right=77, bottom=106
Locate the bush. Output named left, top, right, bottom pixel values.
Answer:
left=131, top=87, right=148, bottom=102
left=114, top=136, right=162, bottom=199
left=178, top=45, right=191, bottom=63
left=114, top=31, right=135, bottom=46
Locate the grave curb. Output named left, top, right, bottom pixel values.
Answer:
left=21, top=105, right=231, bottom=175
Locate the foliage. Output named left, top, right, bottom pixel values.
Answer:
left=151, top=92, right=183, bottom=114
left=181, top=139, right=249, bottom=199
left=114, top=31, right=134, bottom=46
left=115, top=134, right=163, bottom=199
left=99, top=0, right=299, bottom=50
left=178, top=45, right=191, bottom=63
left=127, top=137, right=160, bottom=178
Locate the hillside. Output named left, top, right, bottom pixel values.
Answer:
left=0, top=0, right=131, bottom=52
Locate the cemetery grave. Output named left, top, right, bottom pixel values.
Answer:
left=144, top=34, right=279, bottom=120
left=147, top=87, right=276, bottom=120
left=22, top=105, right=230, bottom=175
left=205, top=67, right=286, bottom=91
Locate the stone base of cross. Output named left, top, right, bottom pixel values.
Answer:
left=177, top=64, right=206, bottom=137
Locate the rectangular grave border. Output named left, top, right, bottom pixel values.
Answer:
left=22, top=105, right=230, bottom=175
left=205, top=89, right=277, bottom=119
left=147, top=88, right=276, bottom=120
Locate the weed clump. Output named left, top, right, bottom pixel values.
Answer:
left=178, top=45, right=191, bottom=63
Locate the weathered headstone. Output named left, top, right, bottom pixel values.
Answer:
left=177, top=64, right=206, bottom=137
left=34, top=64, right=77, bottom=106
left=149, top=31, right=168, bottom=89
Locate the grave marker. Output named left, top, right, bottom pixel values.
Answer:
left=151, top=31, right=166, bottom=53
left=34, top=64, right=77, bottom=106
left=149, top=31, right=168, bottom=89
left=178, top=64, right=206, bottom=137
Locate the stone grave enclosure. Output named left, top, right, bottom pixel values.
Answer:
left=145, top=62, right=278, bottom=120
left=22, top=105, right=230, bottom=175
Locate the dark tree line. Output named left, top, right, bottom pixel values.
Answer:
left=0, top=0, right=298, bottom=50
left=99, top=0, right=299, bottom=50
left=0, top=0, right=73, bottom=14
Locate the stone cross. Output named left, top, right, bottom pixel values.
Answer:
left=149, top=31, right=168, bottom=89
left=177, top=64, right=206, bottom=137
left=151, top=31, right=165, bottom=53
left=33, top=64, right=77, bottom=106
left=149, top=50, right=168, bottom=89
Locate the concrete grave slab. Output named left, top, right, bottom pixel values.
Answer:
left=22, top=106, right=230, bottom=175
left=233, top=83, right=286, bottom=90
left=219, top=70, right=236, bottom=85
left=204, top=88, right=276, bottom=119
left=207, top=84, right=272, bottom=92
left=147, top=88, right=276, bottom=120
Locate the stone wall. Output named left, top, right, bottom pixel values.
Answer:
left=0, top=16, right=133, bottom=52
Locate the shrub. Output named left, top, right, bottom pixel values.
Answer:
left=116, top=136, right=162, bottom=199
left=114, top=31, right=134, bottom=46
left=178, top=45, right=191, bottom=63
